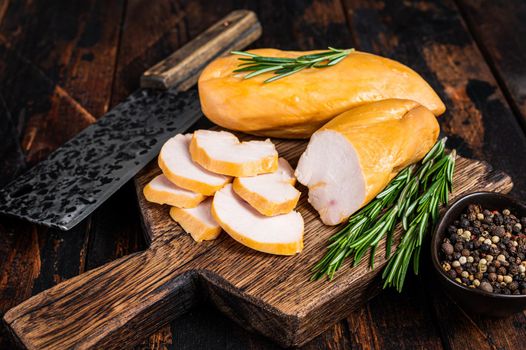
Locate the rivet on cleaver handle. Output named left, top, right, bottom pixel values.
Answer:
left=0, top=10, right=262, bottom=231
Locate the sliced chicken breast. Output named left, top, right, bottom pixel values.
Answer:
left=169, top=198, right=222, bottom=242
left=143, top=174, right=206, bottom=208
left=295, top=99, right=440, bottom=226
left=212, top=184, right=303, bottom=255
left=199, top=49, right=445, bottom=138
left=159, top=134, right=231, bottom=196
left=233, top=158, right=300, bottom=216
left=189, top=130, right=278, bottom=177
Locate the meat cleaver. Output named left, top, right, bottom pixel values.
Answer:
left=0, top=10, right=261, bottom=230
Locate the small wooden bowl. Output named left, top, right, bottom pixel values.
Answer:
left=431, top=191, right=526, bottom=317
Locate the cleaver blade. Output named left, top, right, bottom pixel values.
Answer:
left=0, top=88, right=201, bottom=230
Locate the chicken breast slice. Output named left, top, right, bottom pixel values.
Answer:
left=233, top=158, right=300, bottom=216
left=295, top=99, right=439, bottom=226
left=212, top=184, right=303, bottom=255
left=189, top=130, right=278, bottom=177
left=159, top=134, right=231, bottom=196
left=143, top=174, right=206, bottom=208
left=169, top=198, right=222, bottom=242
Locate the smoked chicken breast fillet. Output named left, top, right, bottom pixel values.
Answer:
left=295, top=99, right=440, bottom=226
left=158, top=134, right=231, bottom=196
left=143, top=174, right=206, bottom=208
left=189, top=130, right=278, bottom=177
left=170, top=198, right=222, bottom=242
left=199, top=49, right=445, bottom=138
left=212, top=184, right=304, bottom=255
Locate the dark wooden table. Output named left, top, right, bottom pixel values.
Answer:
left=1, top=0, right=525, bottom=349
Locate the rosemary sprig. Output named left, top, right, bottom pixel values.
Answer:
left=231, top=47, right=354, bottom=83
left=312, top=138, right=456, bottom=291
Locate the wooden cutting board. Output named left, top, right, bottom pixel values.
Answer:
left=3, top=134, right=513, bottom=349
left=134, top=136, right=514, bottom=346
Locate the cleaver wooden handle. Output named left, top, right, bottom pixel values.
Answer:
left=140, top=9, right=261, bottom=90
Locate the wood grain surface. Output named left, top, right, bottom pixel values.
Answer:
left=1, top=0, right=526, bottom=349
left=457, top=0, right=526, bottom=129
left=4, top=135, right=513, bottom=348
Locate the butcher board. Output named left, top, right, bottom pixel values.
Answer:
left=3, top=136, right=513, bottom=349
left=133, top=136, right=513, bottom=346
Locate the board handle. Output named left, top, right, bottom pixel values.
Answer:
left=140, top=10, right=261, bottom=90
left=3, top=246, right=201, bottom=349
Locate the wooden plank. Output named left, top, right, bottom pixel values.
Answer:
left=169, top=303, right=281, bottom=349
left=0, top=86, right=25, bottom=186
left=301, top=321, right=351, bottom=350
left=346, top=307, right=379, bottom=350
left=428, top=284, right=495, bottom=350
left=110, top=0, right=188, bottom=103
left=0, top=0, right=124, bottom=163
left=85, top=183, right=145, bottom=270
left=364, top=276, right=443, bottom=350
left=470, top=312, right=526, bottom=350
left=457, top=0, right=526, bottom=128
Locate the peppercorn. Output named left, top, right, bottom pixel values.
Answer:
left=479, top=282, right=493, bottom=293
left=488, top=272, right=497, bottom=282
left=509, top=281, right=519, bottom=291
left=442, top=242, right=454, bottom=256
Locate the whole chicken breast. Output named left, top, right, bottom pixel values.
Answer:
left=199, top=49, right=445, bottom=138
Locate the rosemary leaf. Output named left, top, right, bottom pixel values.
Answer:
left=231, top=48, right=354, bottom=83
